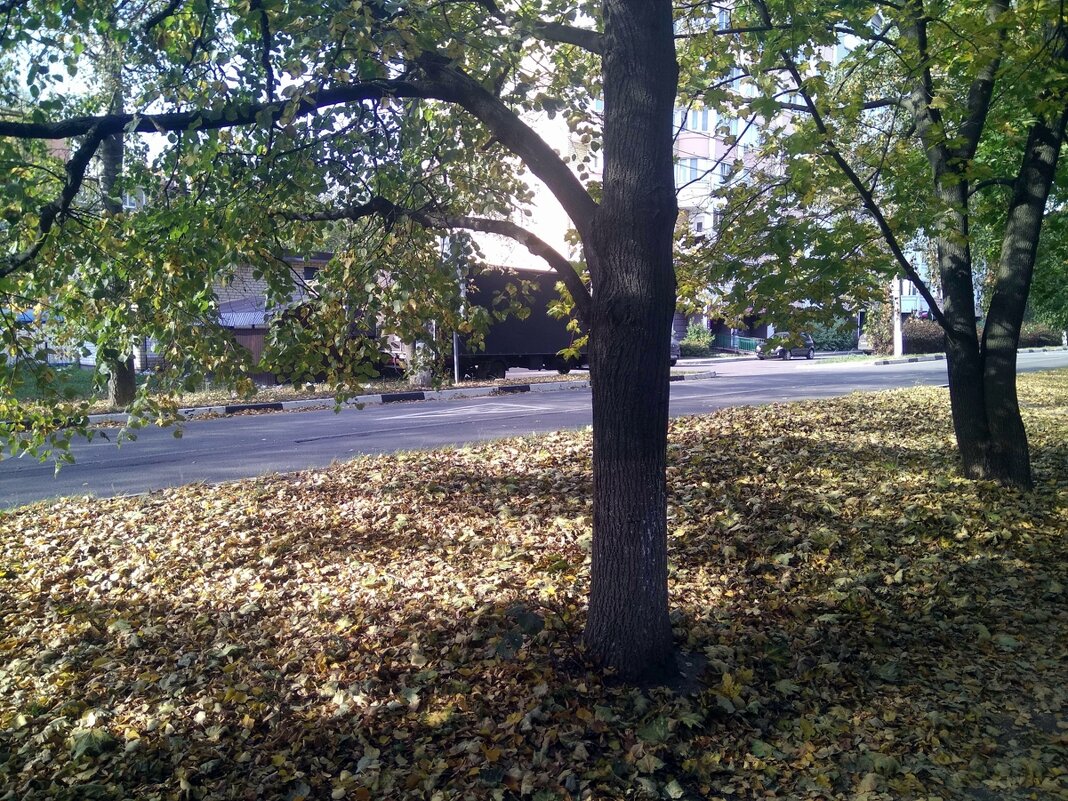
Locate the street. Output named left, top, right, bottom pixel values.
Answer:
left=2, top=351, right=1066, bottom=507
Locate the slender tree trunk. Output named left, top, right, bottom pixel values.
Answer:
left=582, top=0, right=679, bottom=684
left=934, top=209, right=992, bottom=479
left=100, top=32, right=136, bottom=408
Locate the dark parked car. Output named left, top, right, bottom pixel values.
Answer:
left=756, top=332, right=815, bottom=360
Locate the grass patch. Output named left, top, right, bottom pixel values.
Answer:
left=2, top=371, right=1066, bottom=800
left=814, top=354, right=878, bottom=364
left=8, top=364, right=99, bottom=404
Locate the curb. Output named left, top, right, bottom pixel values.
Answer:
left=86, top=370, right=717, bottom=425
left=873, top=354, right=946, bottom=366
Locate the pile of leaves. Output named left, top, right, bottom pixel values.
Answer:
left=2, top=372, right=1066, bottom=801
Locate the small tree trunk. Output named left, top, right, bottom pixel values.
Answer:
left=582, top=0, right=679, bottom=684
left=99, top=27, right=137, bottom=410
left=943, top=328, right=992, bottom=479
left=107, top=356, right=136, bottom=408
left=933, top=175, right=996, bottom=480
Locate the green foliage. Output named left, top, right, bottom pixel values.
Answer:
left=1, top=0, right=549, bottom=459
left=679, top=321, right=713, bottom=356
left=903, top=318, right=946, bottom=355
left=808, top=319, right=858, bottom=351
left=679, top=340, right=708, bottom=357
left=863, top=289, right=896, bottom=356
left=3, top=371, right=1067, bottom=799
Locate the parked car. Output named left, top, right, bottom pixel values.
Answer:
left=756, top=332, right=815, bottom=360
left=670, top=332, right=680, bottom=366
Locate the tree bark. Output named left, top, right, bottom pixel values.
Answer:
left=981, top=104, right=1068, bottom=489
left=932, top=181, right=993, bottom=480
left=582, top=0, right=679, bottom=683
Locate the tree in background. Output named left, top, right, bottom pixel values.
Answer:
left=704, top=0, right=1068, bottom=489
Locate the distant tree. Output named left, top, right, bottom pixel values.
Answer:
left=708, top=0, right=1068, bottom=489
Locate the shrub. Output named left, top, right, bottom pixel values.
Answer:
left=903, top=317, right=945, bottom=354
left=680, top=321, right=712, bottom=357
left=809, top=320, right=859, bottom=351
left=1018, top=323, right=1063, bottom=348
left=684, top=322, right=713, bottom=346
left=680, top=339, right=710, bottom=357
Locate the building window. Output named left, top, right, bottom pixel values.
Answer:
left=688, top=158, right=700, bottom=181
left=303, top=266, right=318, bottom=281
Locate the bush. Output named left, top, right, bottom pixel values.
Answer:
left=684, top=322, right=712, bottom=346
left=809, top=320, right=858, bottom=351
left=680, top=321, right=712, bottom=357
left=1018, top=323, right=1063, bottom=348
left=903, top=317, right=945, bottom=354
left=680, top=339, right=710, bottom=357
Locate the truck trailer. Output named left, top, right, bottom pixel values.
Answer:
left=458, top=267, right=585, bottom=379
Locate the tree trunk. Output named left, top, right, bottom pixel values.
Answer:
left=582, top=0, right=679, bottom=684
left=981, top=104, right=1068, bottom=489
left=931, top=173, right=997, bottom=480
left=107, top=355, right=136, bottom=408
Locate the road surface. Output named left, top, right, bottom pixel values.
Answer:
left=2, top=351, right=1065, bottom=507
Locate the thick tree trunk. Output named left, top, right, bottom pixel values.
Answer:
left=582, top=0, right=679, bottom=683
left=980, top=104, right=1068, bottom=489
left=107, top=355, right=136, bottom=408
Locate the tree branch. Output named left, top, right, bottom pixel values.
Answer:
left=958, top=1, right=1009, bottom=161
left=140, top=0, right=184, bottom=35
left=969, top=177, right=1015, bottom=197
left=283, top=197, right=591, bottom=327
left=780, top=98, right=902, bottom=114
left=0, top=57, right=599, bottom=244
left=0, top=127, right=108, bottom=279
left=529, top=21, right=603, bottom=55
left=249, top=0, right=277, bottom=103
left=413, top=53, right=598, bottom=244
left=0, top=81, right=418, bottom=140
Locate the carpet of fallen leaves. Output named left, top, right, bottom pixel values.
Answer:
left=2, top=372, right=1066, bottom=801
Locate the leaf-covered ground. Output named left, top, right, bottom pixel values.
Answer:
left=2, top=371, right=1066, bottom=801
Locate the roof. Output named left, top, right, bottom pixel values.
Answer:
left=217, top=297, right=270, bottom=328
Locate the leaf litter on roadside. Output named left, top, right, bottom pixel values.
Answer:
left=1, top=371, right=1066, bottom=800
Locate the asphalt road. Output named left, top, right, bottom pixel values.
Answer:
left=2, top=351, right=1066, bottom=508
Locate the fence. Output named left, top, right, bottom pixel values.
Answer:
left=714, top=332, right=764, bottom=353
